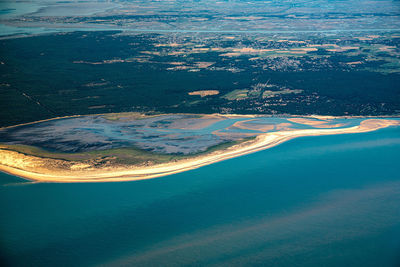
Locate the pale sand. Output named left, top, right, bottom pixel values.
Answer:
left=0, top=119, right=398, bottom=183
left=275, top=123, right=294, bottom=131
left=287, top=117, right=330, bottom=126
left=287, top=117, right=349, bottom=128
left=346, top=61, right=363, bottom=65
left=188, top=90, right=220, bottom=97
left=229, top=120, right=275, bottom=132
left=312, top=123, right=347, bottom=128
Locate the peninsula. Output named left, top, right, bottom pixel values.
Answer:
left=0, top=113, right=398, bottom=183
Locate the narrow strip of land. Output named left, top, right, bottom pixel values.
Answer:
left=0, top=118, right=398, bottom=183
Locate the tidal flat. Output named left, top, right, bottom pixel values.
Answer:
left=0, top=113, right=398, bottom=182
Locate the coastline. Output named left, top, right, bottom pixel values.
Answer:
left=1, top=118, right=399, bottom=183
left=1, top=111, right=400, bottom=130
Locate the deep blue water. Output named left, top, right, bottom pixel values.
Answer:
left=1, top=127, right=400, bottom=266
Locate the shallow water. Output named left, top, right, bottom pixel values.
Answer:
left=1, top=126, right=400, bottom=266
left=0, top=1, right=44, bottom=18
left=0, top=115, right=372, bottom=154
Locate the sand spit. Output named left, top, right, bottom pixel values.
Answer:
left=0, top=119, right=399, bottom=183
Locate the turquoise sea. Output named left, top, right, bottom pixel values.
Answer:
left=1, top=126, right=400, bottom=266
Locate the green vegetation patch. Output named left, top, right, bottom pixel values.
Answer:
left=223, top=89, right=249, bottom=100
left=0, top=144, right=184, bottom=165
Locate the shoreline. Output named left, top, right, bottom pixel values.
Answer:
left=1, top=118, right=399, bottom=183
left=1, top=111, right=400, bottom=130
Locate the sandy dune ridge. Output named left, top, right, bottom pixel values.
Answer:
left=0, top=118, right=399, bottom=183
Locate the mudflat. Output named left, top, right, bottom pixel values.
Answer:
left=0, top=113, right=398, bottom=182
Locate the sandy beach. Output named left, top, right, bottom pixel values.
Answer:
left=0, top=118, right=399, bottom=183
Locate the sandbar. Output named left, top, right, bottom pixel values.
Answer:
left=0, top=118, right=399, bottom=183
